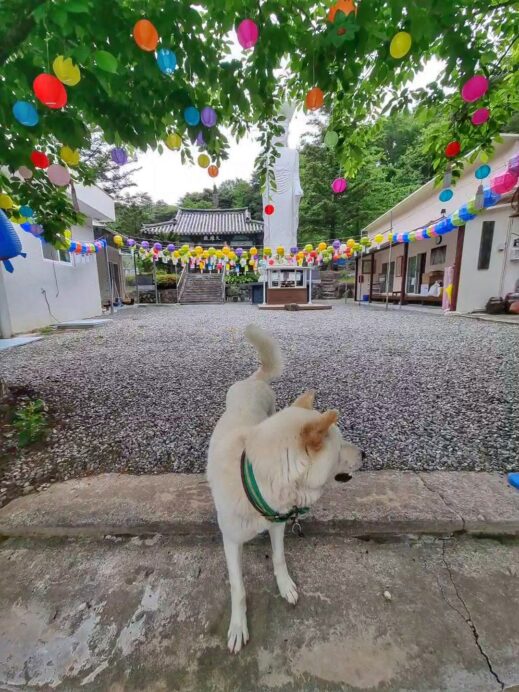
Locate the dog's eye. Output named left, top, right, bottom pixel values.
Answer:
left=335, top=473, right=352, bottom=483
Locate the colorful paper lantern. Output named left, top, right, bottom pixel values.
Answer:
left=328, top=0, right=357, bottom=22
left=156, top=49, right=177, bottom=75
left=20, top=205, right=33, bottom=217
left=30, top=150, right=49, bottom=169
left=47, top=164, right=71, bottom=187
left=208, top=165, right=219, bottom=178
left=508, top=153, right=519, bottom=176
left=0, top=209, right=25, bottom=273
left=12, top=101, right=39, bottom=127
left=324, top=130, right=339, bottom=148
left=237, top=19, right=259, bottom=49
left=0, top=195, right=14, bottom=210
left=60, top=146, right=80, bottom=167
left=133, top=19, right=159, bottom=51
left=264, top=204, right=275, bottom=216
left=198, top=154, right=210, bottom=169
left=475, top=164, right=491, bottom=180
left=167, top=244, right=176, bottom=252
left=165, top=133, right=182, bottom=150
left=184, top=106, right=200, bottom=127
left=141, top=240, right=150, bottom=249
left=33, top=74, right=67, bottom=109
left=111, top=148, right=128, bottom=165
left=113, top=234, right=123, bottom=247
left=439, top=188, right=453, bottom=202
left=201, top=106, right=217, bottom=128
left=153, top=242, right=162, bottom=252
left=390, top=32, right=412, bottom=59
left=18, top=166, right=33, bottom=180
left=127, top=238, right=136, bottom=247
left=52, top=56, right=81, bottom=86
left=491, top=171, right=518, bottom=195
left=461, top=75, right=489, bottom=103
left=374, top=234, right=384, bottom=245
left=305, top=87, right=324, bottom=111
left=445, top=141, right=461, bottom=158
left=331, top=177, right=347, bottom=194
left=471, top=108, right=490, bottom=126
left=196, top=131, right=205, bottom=147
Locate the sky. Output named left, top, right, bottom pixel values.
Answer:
left=133, top=58, right=444, bottom=205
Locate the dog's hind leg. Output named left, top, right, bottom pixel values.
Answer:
left=268, top=523, right=298, bottom=605
left=223, top=536, right=249, bottom=653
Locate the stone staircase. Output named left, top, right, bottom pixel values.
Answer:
left=319, top=271, right=338, bottom=299
left=179, top=273, right=224, bottom=304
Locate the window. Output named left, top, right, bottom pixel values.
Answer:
left=42, top=243, right=71, bottom=263
left=477, top=221, right=494, bottom=270
left=430, top=246, right=447, bottom=266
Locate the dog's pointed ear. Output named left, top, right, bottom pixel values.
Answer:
left=292, top=390, right=315, bottom=409
left=301, top=410, right=338, bottom=452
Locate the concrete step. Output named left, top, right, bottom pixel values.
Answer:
left=1, top=471, right=518, bottom=539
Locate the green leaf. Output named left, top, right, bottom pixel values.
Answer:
left=65, top=0, right=91, bottom=12
left=94, top=50, right=118, bottom=74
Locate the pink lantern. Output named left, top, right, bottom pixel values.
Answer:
left=461, top=75, right=489, bottom=103
left=47, top=164, right=71, bottom=187
left=491, top=171, right=518, bottom=195
left=237, top=19, right=259, bottom=49
left=331, top=177, right=347, bottom=194
left=471, top=107, right=490, bottom=126
left=508, top=153, right=519, bottom=176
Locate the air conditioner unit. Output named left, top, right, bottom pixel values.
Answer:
left=510, top=247, right=519, bottom=261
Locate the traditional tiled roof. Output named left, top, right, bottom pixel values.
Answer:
left=142, top=208, right=263, bottom=237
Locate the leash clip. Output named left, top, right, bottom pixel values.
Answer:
left=291, top=516, right=304, bottom=538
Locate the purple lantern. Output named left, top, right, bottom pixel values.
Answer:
left=31, top=224, right=44, bottom=236
left=167, top=243, right=176, bottom=252
left=196, top=131, right=205, bottom=147
left=201, top=106, right=217, bottom=128
left=141, top=240, right=150, bottom=249
left=153, top=242, right=162, bottom=252
left=111, top=147, right=128, bottom=165
left=236, top=247, right=243, bottom=257
left=331, top=177, right=347, bottom=194
left=127, top=238, right=136, bottom=247
left=290, top=246, right=298, bottom=254
left=332, top=239, right=341, bottom=250
left=237, top=19, right=259, bottom=49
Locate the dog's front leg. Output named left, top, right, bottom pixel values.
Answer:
left=268, top=523, right=298, bottom=605
left=223, top=536, right=249, bottom=654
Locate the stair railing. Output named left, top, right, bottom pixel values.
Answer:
left=177, top=264, right=188, bottom=303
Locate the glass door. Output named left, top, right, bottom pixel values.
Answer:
left=380, top=262, right=395, bottom=294
left=406, top=253, right=426, bottom=294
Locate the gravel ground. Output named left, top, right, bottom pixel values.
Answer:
left=1, top=303, right=518, bottom=504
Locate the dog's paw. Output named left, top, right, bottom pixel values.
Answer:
left=227, top=614, right=249, bottom=654
left=277, top=574, right=298, bottom=605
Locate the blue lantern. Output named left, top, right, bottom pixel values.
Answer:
left=458, top=205, right=476, bottom=222
left=20, top=222, right=32, bottom=232
left=402, top=232, right=410, bottom=243
left=69, top=241, right=77, bottom=252
left=156, top=49, right=177, bottom=75
left=439, top=188, right=453, bottom=202
left=475, top=164, right=491, bottom=180
left=0, top=210, right=26, bottom=272
left=184, top=106, right=200, bottom=127
left=483, top=188, right=501, bottom=208
left=20, top=205, right=33, bottom=217
left=12, top=101, right=39, bottom=127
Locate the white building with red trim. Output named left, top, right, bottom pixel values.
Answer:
left=355, top=134, right=519, bottom=313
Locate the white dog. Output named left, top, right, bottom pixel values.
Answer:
left=207, top=324, right=364, bottom=653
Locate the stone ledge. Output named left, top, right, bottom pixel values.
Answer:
left=0, top=471, right=517, bottom=539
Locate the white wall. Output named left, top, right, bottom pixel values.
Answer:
left=457, top=206, right=519, bottom=313
left=1, top=221, right=102, bottom=334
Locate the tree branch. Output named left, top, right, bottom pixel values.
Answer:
left=0, top=0, right=46, bottom=67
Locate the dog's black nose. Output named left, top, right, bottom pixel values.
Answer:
left=361, top=450, right=367, bottom=460
left=335, top=473, right=353, bottom=483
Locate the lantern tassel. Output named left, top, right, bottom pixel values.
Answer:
left=443, top=165, right=452, bottom=188
left=475, top=184, right=485, bottom=210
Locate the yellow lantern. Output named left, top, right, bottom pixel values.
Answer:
left=276, top=246, right=285, bottom=256
left=249, top=258, right=255, bottom=266
left=60, top=146, right=80, bottom=167
left=250, top=247, right=258, bottom=256
left=318, top=241, right=327, bottom=252
left=346, top=238, right=355, bottom=248
left=113, top=234, right=123, bottom=247
left=390, top=32, right=412, bottom=59
left=374, top=233, right=384, bottom=245
left=264, top=247, right=272, bottom=256
left=198, top=154, right=210, bottom=169
left=0, top=194, right=14, bottom=209
left=165, top=133, right=182, bottom=150
left=52, top=55, right=81, bottom=86
left=195, top=245, right=203, bottom=256
left=173, top=250, right=180, bottom=258
left=202, top=250, right=209, bottom=259
left=64, top=229, right=72, bottom=240
left=222, top=247, right=230, bottom=256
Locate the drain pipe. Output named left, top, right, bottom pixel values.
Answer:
left=0, top=270, right=13, bottom=338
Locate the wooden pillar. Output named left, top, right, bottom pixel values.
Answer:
left=400, top=241, right=409, bottom=305
left=451, top=225, right=465, bottom=311
left=368, top=252, right=375, bottom=303
left=354, top=256, right=359, bottom=301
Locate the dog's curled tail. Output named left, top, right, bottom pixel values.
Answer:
left=245, top=324, right=283, bottom=382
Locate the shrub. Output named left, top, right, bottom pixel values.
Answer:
left=13, top=399, right=48, bottom=448
left=225, top=272, right=259, bottom=285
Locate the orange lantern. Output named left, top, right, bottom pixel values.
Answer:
left=305, top=87, right=324, bottom=111
left=133, top=19, right=159, bottom=52
left=328, top=0, right=357, bottom=22
left=208, top=165, right=219, bottom=178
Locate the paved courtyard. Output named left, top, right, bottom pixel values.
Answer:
left=1, top=303, right=518, bottom=504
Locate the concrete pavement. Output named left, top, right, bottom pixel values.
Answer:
left=0, top=534, right=518, bottom=691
